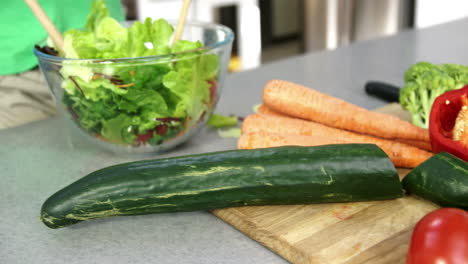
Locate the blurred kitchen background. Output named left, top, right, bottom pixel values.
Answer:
left=122, top=0, right=468, bottom=72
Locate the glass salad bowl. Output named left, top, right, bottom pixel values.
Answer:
left=34, top=21, right=234, bottom=154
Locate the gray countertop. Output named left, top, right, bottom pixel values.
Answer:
left=2, top=18, right=468, bottom=264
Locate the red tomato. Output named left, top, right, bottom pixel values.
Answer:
left=407, top=208, right=468, bottom=264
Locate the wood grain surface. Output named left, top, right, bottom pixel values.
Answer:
left=211, top=103, right=439, bottom=264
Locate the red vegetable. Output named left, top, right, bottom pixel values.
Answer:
left=407, top=208, right=468, bottom=264
left=136, top=129, right=154, bottom=144
left=209, top=80, right=218, bottom=105
left=429, top=85, right=468, bottom=161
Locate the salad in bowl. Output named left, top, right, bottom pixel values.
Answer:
left=35, top=0, right=233, bottom=153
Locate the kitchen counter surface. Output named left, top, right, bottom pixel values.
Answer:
left=2, top=18, right=468, bottom=263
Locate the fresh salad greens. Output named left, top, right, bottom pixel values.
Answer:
left=56, top=0, right=220, bottom=146
left=400, top=62, right=468, bottom=128
left=207, top=114, right=239, bottom=128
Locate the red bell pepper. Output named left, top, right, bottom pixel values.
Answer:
left=429, top=85, right=468, bottom=161
left=407, top=208, right=468, bottom=264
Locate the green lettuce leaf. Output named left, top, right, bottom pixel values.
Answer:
left=62, top=76, right=127, bottom=102
left=62, top=31, right=92, bottom=59
left=59, top=0, right=221, bottom=146
left=60, top=60, right=94, bottom=83
left=85, top=0, right=110, bottom=32
left=199, top=54, right=220, bottom=80
left=101, top=114, right=139, bottom=144
left=150, top=19, right=174, bottom=55
left=127, top=18, right=153, bottom=57
left=207, top=114, right=238, bottom=128
left=94, top=17, right=128, bottom=58
left=163, top=66, right=210, bottom=125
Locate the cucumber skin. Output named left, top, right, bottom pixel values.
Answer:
left=40, top=144, right=402, bottom=228
left=402, top=152, right=468, bottom=209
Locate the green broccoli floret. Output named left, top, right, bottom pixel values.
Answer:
left=400, top=62, right=468, bottom=128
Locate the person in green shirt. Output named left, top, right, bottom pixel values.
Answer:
left=0, top=0, right=124, bottom=129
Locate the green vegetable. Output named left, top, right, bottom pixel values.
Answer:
left=85, top=0, right=109, bottom=32
left=402, top=152, right=468, bottom=209
left=207, top=114, right=238, bottom=128
left=217, top=128, right=241, bottom=138
left=400, top=62, right=468, bottom=128
left=58, top=0, right=220, bottom=146
left=40, top=144, right=403, bottom=228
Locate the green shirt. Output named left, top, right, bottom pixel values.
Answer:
left=0, top=0, right=124, bottom=75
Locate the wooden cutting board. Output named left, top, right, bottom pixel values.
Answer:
left=211, top=103, right=439, bottom=264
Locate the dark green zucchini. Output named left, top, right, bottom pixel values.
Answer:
left=402, top=152, right=468, bottom=209
left=41, top=144, right=402, bottom=228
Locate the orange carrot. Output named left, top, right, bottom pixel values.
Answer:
left=238, top=131, right=345, bottom=149
left=258, top=104, right=432, bottom=151
left=262, top=80, right=430, bottom=142
left=396, top=139, right=432, bottom=152
left=241, top=114, right=433, bottom=168
left=257, top=104, right=287, bottom=117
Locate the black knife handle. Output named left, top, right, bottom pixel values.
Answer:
left=365, top=81, right=400, bottom=102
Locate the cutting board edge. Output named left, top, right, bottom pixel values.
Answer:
left=212, top=207, right=312, bottom=264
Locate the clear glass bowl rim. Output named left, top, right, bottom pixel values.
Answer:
left=34, top=21, right=234, bottom=64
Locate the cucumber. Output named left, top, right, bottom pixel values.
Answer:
left=41, top=144, right=403, bottom=228
left=402, top=152, right=468, bottom=209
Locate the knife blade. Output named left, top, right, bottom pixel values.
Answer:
left=365, top=81, right=401, bottom=102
